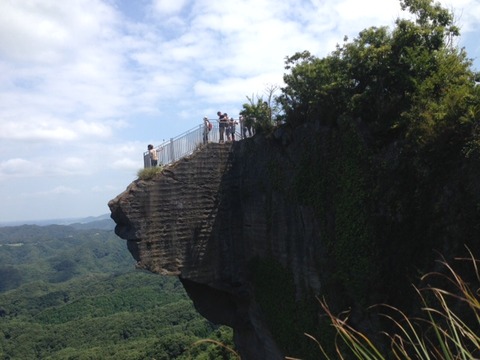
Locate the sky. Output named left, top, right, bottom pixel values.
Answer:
left=1, top=0, right=479, bottom=224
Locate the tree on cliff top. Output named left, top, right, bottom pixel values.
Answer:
left=274, top=1, right=480, bottom=355
left=240, top=85, right=282, bottom=133
left=278, top=0, right=479, bottom=151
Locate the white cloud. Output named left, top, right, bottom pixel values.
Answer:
left=0, top=116, right=115, bottom=142
left=152, top=0, right=189, bottom=16
left=91, top=184, right=119, bottom=193
left=0, top=117, right=76, bottom=141
left=36, top=186, right=80, bottom=196
left=0, top=154, right=91, bottom=179
left=72, top=120, right=112, bottom=138
left=449, top=0, right=480, bottom=33
left=111, top=158, right=141, bottom=171
left=53, top=157, right=89, bottom=176
left=334, top=0, right=400, bottom=23
left=194, top=72, right=282, bottom=105
left=0, top=0, right=119, bottom=64
left=0, top=0, right=478, bottom=222
left=0, top=158, right=38, bottom=176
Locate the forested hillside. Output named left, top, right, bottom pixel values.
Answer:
left=0, top=224, right=235, bottom=359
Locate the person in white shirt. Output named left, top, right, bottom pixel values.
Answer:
left=147, top=144, right=158, bottom=167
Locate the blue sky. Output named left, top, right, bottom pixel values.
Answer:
left=1, top=0, right=479, bottom=223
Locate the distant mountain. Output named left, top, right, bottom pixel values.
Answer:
left=70, top=213, right=112, bottom=224
left=0, top=214, right=114, bottom=230
left=0, top=220, right=231, bottom=360
left=69, top=218, right=115, bottom=231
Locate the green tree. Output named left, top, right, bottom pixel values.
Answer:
left=278, top=0, right=478, bottom=148
left=0, top=266, right=23, bottom=291
left=275, top=2, right=480, bottom=354
left=240, top=85, right=282, bottom=133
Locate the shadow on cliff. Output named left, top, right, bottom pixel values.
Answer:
left=108, top=140, right=285, bottom=359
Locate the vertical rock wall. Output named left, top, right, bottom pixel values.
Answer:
left=109, top=131, right=324, bottom=359
left=109, top=120, right=480, bottom=359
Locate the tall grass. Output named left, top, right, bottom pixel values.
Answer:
left=137, top=166, right=163, bottom=180
left=311, top=249, right=480, bottom=359
left=191, top=339, right=241, bottom=359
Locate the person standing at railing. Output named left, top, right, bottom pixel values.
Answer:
left=147, top=144, right=158, bottom=167
left=224, top=113, right=232, bottom=141
left=217, top=111, right=227, bottom=143
left=203, top=116, right=211, bottom=144
left=239, top=115, right=246, bottom=139
left=228, top=117, right=238, bottom=141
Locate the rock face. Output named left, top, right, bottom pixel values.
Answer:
left=109, top=121, right=480, bottom=359
left=109, top=132, right=326, bottom=359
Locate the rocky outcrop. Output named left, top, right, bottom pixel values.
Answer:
left=109, top=129, right=328, bottom=359
left=109, top=120, right=480, bottom=359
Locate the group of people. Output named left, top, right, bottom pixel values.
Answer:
left=217, top=111, right=239, bottom=143
left=147, top=113, right=255, bottom=167
left=202, top=111, right=255, bottom=144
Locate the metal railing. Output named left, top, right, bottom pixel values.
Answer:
left=143, top=120, right=250, bottom=168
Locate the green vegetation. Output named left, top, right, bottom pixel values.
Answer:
left=277, top=0, right=480, bottom=292
left=0, top=224, right=234, bottom=359
left=316, top=253, right=480, bottom=359
left=329, top=122, right=376, bottom=307
left=137, top=166, right=163, bottom=180
left=278, top=0, right=478, bottom=141
left=250, top=257, right=321, bottom=359
left=239, top=85, right=281, bottom=134
left=5, top=0, right=480, bottom=357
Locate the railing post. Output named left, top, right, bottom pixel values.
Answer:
left=144, top=153, right=151, bottom=168
left=169, top=138, right=175, bottom=163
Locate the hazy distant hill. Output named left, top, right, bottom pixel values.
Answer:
left=69, top=217, right=115, bottom=231
left=0, top=213, right=114, bottom=228
left=0, top=224, right=135, bottom=290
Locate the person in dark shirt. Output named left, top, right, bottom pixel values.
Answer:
left=217, top=111, right=227, bottom=143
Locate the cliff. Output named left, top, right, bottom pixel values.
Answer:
left=109, top=119, right=480, bottom=359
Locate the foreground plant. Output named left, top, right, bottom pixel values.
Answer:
left=137, top=166, right=163, bottom=180
left=191, top=338, right=240, bottom=359
left=312, top=250, right=480, bottom=359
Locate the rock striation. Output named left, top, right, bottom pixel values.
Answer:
left=109, top=130, right=326, bottom=359
left=109, top=120, right=480, bottom=359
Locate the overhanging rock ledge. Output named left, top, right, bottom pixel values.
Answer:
left=108, top=128, right=324, bottom=360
